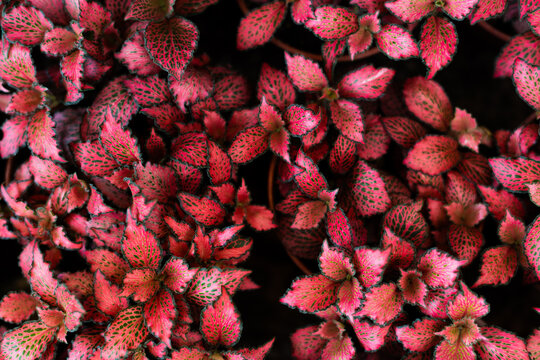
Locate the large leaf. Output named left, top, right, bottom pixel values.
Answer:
left=285, top=53, right=328, bottom=92
left=524, top=215, right=540, bottom=280
left=257, top=63, right=296, bottom=110
left=359, top=282, right=404, bottom=325
left=126, top=0, right=173, bottom=20
left=186, top=268, right=222, bottom=306
left=29, top=156, right=68, bottom=189
left=396, top=317, right=446, bottom=352
left=495, top=31, right=540, bottom=78
left=200, top=290, right=241, bottom=347
left=100, top=118, right=141, bottom=166
left=94, top=271, right=128, bottom=317
left=304, top=6, right=359, bottom=40
left=475, top=327, right=529, bottom=360
left=0, top=44, right=37, bottom=89
left=171, top=132, right=208, bottom=168
left=1, top=321, right=57, bottom=360
left=294, top=150, right=328, bottom=198
left=143, top=289, right=176, bottom=347
left=102, top=306, right=149, bottom=359
left=123, top=215, right=162, bottom=269
left=0, top=292, right=38, bottom=323
left=351, top=160, right=391, bottom=217
left=489, top=157, right=540, bottom=191
left=420, top=16, right=458, bottom=79
left=228, top=126, right=269, bottom=164
left=237, top=1, right=286, bottom=50
left=280, top=274, right=339, bottom=313
left=144, top=16, right=198, bottom=80
left=418, top=249, right=463, bottom=288
left=116, top=32, right=161, bottom=76
left=338, top=65, right=395, bottom=99
left=354, top=247, right=390, bottom=288
left=512, top=58, right=540, bottom=111
left=405, top=135, right=460, bottom=175
left=2, top=6, right=52, bottom=46
left=376, top=24, right=419, bottom=60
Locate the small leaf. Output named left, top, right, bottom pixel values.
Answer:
left=338, top=65, right=395, bottom=99
left=123, top=216, right=162, bottom=269
left=512, top=58, right=540, bottom=111
left=280, top=274, right=339, bottom=313
left=100, top=118, right=141, bottom=166
left=354, top=247, right=389, bottom=288
left=285, top=53, right=328, bottom=92
left=162, top=257, right=196, bottom=294
left=359, top=283, right=404, bottom=325
left=228, top=126, right=269, bottom=164
left=330, top=99, right=364, bottom=143
left=292, top=200, right=327, bottom=229
left=294, top=151, right=328, bottom=198
left=470, top=0, right=506, bottom=23
left=418, top=248, right=463, bottom=288
left=94, top=271, right=127, bottom=317
left=376, top=24, right=419, bottom=60
left=2, top=6, right=52, bottom=46
left=116, top=32, right=161, bottom=76
left=420, top=16, right=457, bottom=78
left=257, top=63, right=296, bottom=110
left=319, top=242, right=355, bottom=282
left=178, top=193, right=226, bottom=227
left=29, top=156, right=68, bottom=189
left=102, top=306, right=149, bottom=359
left=236, top=1, right=286, bottom=50
left=124, top=75, right=171, bottom=108
left=28, top=109, right=64, bottom=162
left=284, top=104, right=319, bottom=136
left=0, top=44, right=37, bottom=89
left=200, top=290, right=241, bottom=347
left=305, top=6, right=359, bottom=40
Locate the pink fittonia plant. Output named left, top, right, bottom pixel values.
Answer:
left=0, top=0, right=539, bottom=358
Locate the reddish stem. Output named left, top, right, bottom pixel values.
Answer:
left=236, top=0, right=379, bottom=62
left=4, top=157, right=13, bottom=183
left=477, top=21, right=512, bottom=42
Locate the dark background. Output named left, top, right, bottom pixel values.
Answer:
left=1, top=0, right=539, bottom=358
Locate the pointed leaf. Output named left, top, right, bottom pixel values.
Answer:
left=85, top=249, right=129, bottom=285
left=305, top=6, right=359, bottom=40
left=338, top=65, right=395, bottom=99
left=228, top=126, right=269, bottom=164
left=360, top=283, right=404, bottom=325
left=171, top=132, right=208, bottom=168
left=281, top=274, right=339, bottom=312
left=295, top=150, right=328, bottom=197
left=0, top=44, right=37, bottom=89
left=319, top=242, right=355, bottom=282
left=7, top=87, right=45, bottom=114
left=29, top=156, right=68, bottom=189
left=257, top=63, right=296, bottom=110
left=351, top=320, right=390, bottom=351
left=396, top=318, right=446, bottom=352
left=200, top=290, right=241, bottom=347
left=100, top=118, right=141, bottom=166
left=178, top=193, right=226, bottom=227
left=162, top=257, right=196, bottom=294
left=95, top=271, right=127, bottom=317
left=116, top=32, right=161, bottom=76
left=351, top=160, right=391, bottom=216
left=102, top=306, right=148, bottom=359
left=237, top=1, right=286, bottom=50
left=144, top=289, right=175, bottom=347
left=435, top=339, right=476, bottom=360
left=2, top=6, right=52, bottom=46
left=418, top=249, right=462, bottom=288
left=381, top=227, right=416, bottom=269
left=376, top=24, right=419, bottom=59
left=124, top=75, right=171, bottom=108
left=28, top=109, right=64, bottom=162
left=329, top=99, right=364, bottom=143
left=1, top=321, right=57, bottom=360
left=291, top=326, right=326, bottom=360
left=284, top=104, right=319, bottom=136
left=405, top=135, right=460, bottom=175
left=285, top=53, right=328, bottom=92
left=512, top=58, right=540, bottom=111
left=495, top=31, right=540, bottom=78
left=475, top=327, right=528, bottom=360
left=354, top=247, right=390, bottom=288
left=420, top=16, right=457, bottom=79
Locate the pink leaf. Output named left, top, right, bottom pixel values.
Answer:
left=102, top=306, right=148, bottom=359
left=396, top=317, right=446, bottom=352
left=354, top=247, right=390, bottom=288
left=418, top=249, right=463, bottom=288
left=319, top=242, right=355, bottom=282
left=291, top=326, right=326, bottom=360
left=399, top=269, right=428, bottom=305
left=100, top=118, right=141, bottom=166
left=0, top=44, right=37, bottom=89
left=326, top=208, right=354, bottom=249
left=144, top=16, right=198, bottom=80
left=245, top=205, right=277, bottom=231
left=6, top=87, right=45, bottom=114
left=443, top=0, right=478, bottom=19
left=228, top=126, right=269, bottom=164
left=116, top=32, right=160, bottom=76
left=72, top=141, right=117, bottom=177
left=356, top=114, right=391, bottom=160
left=134, top=163, right=177, bottom=203
left=122, top=268, right=159, bottom=302
left=337, top=277, right=363, bottom=314
left=382, top=116, right=427, bottom=148
left=405, top=135, right=460, bottom=175
left=200, top=289, right=241, bottom=347
left=0, top=115, right=28, bottom=158
left=329, top=135, right=356, bottom=174
left=292, top=200, right=327, bottom=229
left=94, top=271, right=127, bottom=317
left=385, top=0, right=435, bottom=22
left=338, top=65, right=395, bottom=99
left=269, top=129, right=290, bottom=163
left=435, top=339, right=476, bottom=360
left=257, top=63, right=296, bottom=110
left=512, top=58, right=540, bottom=111
left=0, top=292, right=38, bottom=324
left=213, top=74, right=250, bottom=110
left=1, top=321, right=57, bottom=360
left=171, top=132, right=208, bottom=168
left=162, top=257, right=196, bottom=294
left=475, top=327, right=528, bottom=360
left=2, top=6, right=52, bottom=46
left=420, top=15, right=458, bottom=78
left=470, top=0, right=507, bottom=23
left=28, top=109, right=64, bottom=162
left=499, top=211, right=526, bottom=245
left=294, top=151, right=328, bottom=198
left=284, top=104, right=319, bottom=136
left=291, top=0, right=314, bottom=23
left=351, top=320, right=390, bottom=351
left=489, top=157, right=540, bottom=192
left=144, top=289, right=176, bottom=347
left=177, top=193, right=225, bottom=227
left=376, top=24, right=419, bottom=59
left=186, top=268, right=222, bottom=306
left=359, top=282, right=404, bottom=325
left=208, top=141, right=232, bottom=185
left=285, top=53, right=328, bottom=92
left=237, top=1, right=286, bottom=50
left=85, top=249, right=129, bottom=285
left=351, top=160, right=391, bottom=216
left=305, top=6, right=359, bottom=40
left=170, top=66, right=212, bottom=112
left=29, top=156, right=68, bottom=189
left=322, top=336, right=355, bottom=360
left=381, top=228, right=416, bottom=269
left=123, top=216, right=162, bottom=269
left=124, top=75, right=171, bottom=108
left=447, top=283, right=489, bottom=320
left=495, top=31, right=540, bottom=78
left=329, top=99, right=364, bottom=143
left=478, top=185, right=525, bottom=221
left=281, top=274, right=339, bottom=313
left=125, top=0, right=172, bottom=20
left=524, top=215, right=540, bottom=280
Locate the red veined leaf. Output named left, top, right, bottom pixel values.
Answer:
left=177, top=193, right=225, bottom=227
left=291, top=0, right=314, bottom=23
left=337, top=277, right=362, bottom=314
left=290, top=326, right=326, bottom=360
left=418, top=248, right=463, bottom=288
left=304, top=6, right=359, bottom=40
left=284, top=104, right=319, bottom=136
left=420, top=16, right=457, bottom=79
left=399, top=269, right=428, bottom=305
left=278, top=216, right=325, bottom=259
left=257, top=63, right=296, bottom=110
left=382, top=116, right=427, bottom=148
left=213, top=74, right=250, bottom=110
left=126, top=0, right=173, bottom=20
left=186, top=268, right=222, bottom=306
left=478, top=185, right=525, bottom=221
left=447, top=283, right=489, bottom=320
left=123, top=214, right=162, bottom=269
left=228, top=125, right=269, bottom=164
left=85, top=248, right=129, bottom=285
left=94, top=271, right=127, bottom=317
left=116, top=32, right=160, bottom=76
left=475, top=327, right=528, bottom=360
left=162, top=257, right=196, bottom=294
left=455, top=152, right=492, bottom=186
left=60, top=48, right=84, bottom=96
left=121, top=268, right=159, bottom=302
left=292, top=200, right=327, bottom=229
left=442, top=0, right=478, bottom=19
left=489, top=157, right=540, bottom=191
left=0, top=44, right=37, bottom=89
left=322, top=336, right=355, bottom=360
left=470, top=0, right=506, bottom=23
left=27, top=109, right=64, bottom=162
left=0, top=292, right=38, bottom=323
left=405, top=135, right=460, bottom=175
left=396, top=317, right=446, bottom=352
left=421, top=286, right=459, bottom=319
left=356, top=114, right=390, bottom=160
left=445, top=203, right=487, bottom=228
left=437, top=319, right=482, bottom=346
left=171, top=132, right=208, bottom=168
left=513, top=58, right=540, bottom=111
left=376, top=24, right=419, bottom=59
left=67, top=326, right=105, bottom=360
left=269, top=129, right=290, bottom=163
left=29, top=243, right=58, bottom=305
left=446, top=171, right=477, bottom=205
left=359, top=283, right=404, bottom=325
left=294, top=150, right=328, bottom=198
left=403, top=76, right=452, bottom=131
left=144, top=16, right=198, bottom=80
left=0, top=218, right=16, bottom=239
left=351, top=160, right=391, bottom=216
left=329, top=134, right=356, bottom=174
left=326, top=208, right=354, bottom=249
left=434, top=338, right=475, bottom=360
left=134, top=163, right=177, bottom=203
left=2, top=6, right=52, bottom=46
left=1, top=321, right=57, bottom=360
left=338, top=65, right=395, bottom=99
left=1, top=185, right=34, bottom=219
left=170, top=66, right=212, bottom=112
left=524, top=215, right=540, bottom=280
left=219, top=268, right=251, bottom=295
left=0, top=115, right=28, bottom=158
left=528, top=328, right=540, bottom=359
left=100, top=118, right=141, bottom=166
left=319, top=241, right=355, bottom=282
left=236, top=1, right=286, bottom=50
left=29, top=156, right=68, bottom=189
left=354, top=247, right=390, bottom=288
left=200, top=289, right=241, bottom=347
left=102, top=306, right=149, bottom=359
left=281, top=274, right=339, bottom=312
left=55, top=284, right=84, bottom=332
left=351, top=320, right=391, bottom=352
left=285, top=52, right=328, bottom=92
left=329, top=99, right=364, bottom=143
left=385, top=0, right=434, bottom=22
left=495, top=31, right=540, bottom=78
left=348, top=27, right=374, bottom=61
left=381, top=227, right=416, bottom=269
left=473, top=245, right=517, bottom=287
left=27, top=0, right=68, bottom=24
left=526, top=182, right=540, bottom=206
left=72, top=141, right=117, bottom=177
left=245, top=205, right=276, bottom=231
left=528, top=8, right=540, bottom=36
left=322, top=38, right=347, bottom=78
left=144, top=289, right=176, bottom=347
left=6, top=87, right=45, bottom=114
left=499, top=210, right=526, bottom=245
left=520, top=0, right=539, bottom=18
left=124, top=75, right=171, bottom=108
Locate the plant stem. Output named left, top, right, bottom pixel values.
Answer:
left=478, top=21, right=512, bottom=42
left=4, top=157, right=12, bottom=183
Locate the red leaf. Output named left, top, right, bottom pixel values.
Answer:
left=94, top=271, right=127, bottom=317
left=285, top=53, right=328, bottom=92
left=399, top=269, right=428, bottom=305
left=319, top=242, right=355, bottom=282
left=0, top=44, right=37, bottom=89
left=329, top=99, right=364, bottom=143
left=470, top=0, right=507, bottom=23
left=116, top=32, right=160, bottom=76
left=72, top=141, right=117, bottom=177
left=524, top=215, right=540, bottom=281
left=495, top=31, right=540, bottom=78
left=490, top=157, right=540, bottom=191
left=338, top=65, right=395, bottom=99
left=0, top=115, right=28, bottom=158
left=257, top=63, right=296, bottom=111
left=124, top=75, right=171, bottom=108
left=144, top=289, right=176, bottom=347
left=294, top=151, right=328, bottom=198
left=435, top=338, right=475, bottom=360
left=420, top=16, right=457, bottom=78
left=381, top=227, right=416, bottom=269
left=237, top=1, right=286, bottom=50
left=144, top=16, right=198, bottom=80
left=356, top=114, right=390, bottom=160
left=351, top=320, right=390, bottom=351
left=85, top=249, right=129, bottom=285
left=322, top=336, right=355, bottom=360
left=186, top=268, right=222, bottom=306
left=329, top=135, right=356, bottom=174
left=475, top=327, right=529, bottom=360
left=29, top=156, right=68, bottom=189
left=134, top=163, right=178, bottom=203
left=305, top=6, right=359, bottom=40
left=354, top=247, right=390, bottom=288
left=442, top=0, right=478, bottom=19
left=245, top=205, right=277, bottom=231
left=102, top=306, right=149, bottom=359
left=28, top=109, right=64, bottom=162
left=0, top=292, right=38, bottom=323
left=292, top=200, right=327, bottom=229
left=126, top=0, right=172, bottom=20
left=284, top=104, right=319, bottom=136
left=351, top=160, right=391, bottom=217
left=100, top=118, right=141, bottom=166
left=405, top=135, right=460, bottom=175
left=418, top=248, right=463, bottom=288
left=2, top=6, right=52, bottom=46
left=376, top=24, right=419, bottom=59
left=291, top=0, right=314, bottom=23
left=1, top=321, right=57, bottom=360
left=403, top=76, right=452, bottom=131
left=67, top=327, right=105, bottom=360
left=228, top=126, right=269, bottom=164
left=359, top=282, right=404, bottom=325
left=213, top=74, right=250, bottom=110
left=170, top=66, right=212, bottom=112
left=385, top=0, right=434, bottom=22
left=513, top=58, right=540, bottom=111
left=396, top=317, right=445, bottom=352
left=280, top=274, right=339, bottom=312
left=291, top=326, right=326, bottom=360
left=123, top=215, right=162, bottom=269
left=447, top=283, right=489, bottom=320
left=473, top=246, right=518, bottom=287
left=162, top=257, right=196, bottom=294
left=171, top=132, right=208, bottom=168
left=178, top=193, right=225, bottom=227
left=6, top=87, right=45, bottom=114
left=200, top=289, right=241, bottom=346
left=122, top=268, right=159, bottom=302
left=382, top=116, right=427, bottom=148
left=326, top=208, right=354, bottom=249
